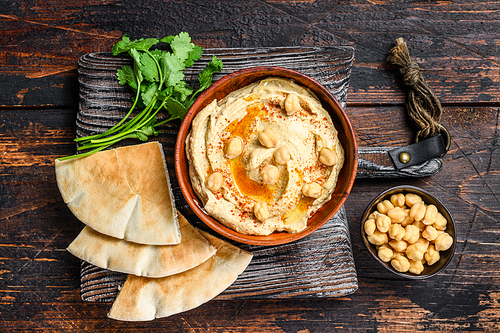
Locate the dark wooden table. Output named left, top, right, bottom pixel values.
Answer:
left=1, top=1, right=499, bottom=331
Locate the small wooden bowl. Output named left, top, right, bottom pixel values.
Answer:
left=175, top=67, right=358, bottom=245
left=360, top=185, right=457, bottom=279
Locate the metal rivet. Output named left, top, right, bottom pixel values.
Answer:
left=399, top=152, right=411, bottom=164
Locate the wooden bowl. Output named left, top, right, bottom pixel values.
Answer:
left=360, top=185, right=457, bottom=279
left=175, top=66, right=358, bottom=245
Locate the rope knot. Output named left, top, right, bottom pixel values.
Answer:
left=402, top=61, right=421, bottom=87
left=386, top=37, right=444, bottom=139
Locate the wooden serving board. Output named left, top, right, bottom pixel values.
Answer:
left=75, top=47, right=441, bottom=302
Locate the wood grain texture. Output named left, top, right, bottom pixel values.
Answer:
left=2, top=1, right=499, bottom=108
left=1, top=0, right=499, bottom=331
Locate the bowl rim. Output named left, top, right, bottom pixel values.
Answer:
left=175, top=66, right=358, bottom=245
left=360, top=185, right=457, bottom=279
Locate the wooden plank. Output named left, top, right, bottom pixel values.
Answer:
left=1, top=2, right=499, bottom=107
left=75, top=46, right=360, bottom=301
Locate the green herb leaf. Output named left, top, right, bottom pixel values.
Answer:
left=187, top=55, right=223, bottom=108
left=129, top=49, right=142, bottom=69
left=142, top=82, right=158, bottom=107
left=172, top=81, right=193, bottom=103
left=159, top=36, right=174, bottom=44
left=157, top=87, right=173, bottom=100
left=117, top=65, right=135, bottom=87
left=169, top=32, right=194, bottom=64
left=160, top=52, right=185, bottom=87
left=149, top=49, right=163, bottom=61
left=139, top=52, right=160, bottom=82
left=185, top=44, right=203, bottom=67
left=135, top=131, right=149, bottom=141
left=198, top=55, right=223, bottom=91
left=165, top=97, right=187, bottom=119
left=112, top=35, right=160, bottom=55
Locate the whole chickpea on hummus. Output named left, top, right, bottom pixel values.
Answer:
left=185, top=77, right=344, bottom=235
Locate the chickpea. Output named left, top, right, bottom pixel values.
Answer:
left=412, top=220, right=426, bottom=232
left=364, top=219, right=376, bottom=236
left=389, top=239, right=408, bottom=253
left=433, top=212, right=448, bottom=231
left=409, top=202, right=426, bottom=221
left=403, top=224, right=420, bottom=244
left=368, top=211, right=380, bottom=220
left=422, top=225, right=439, bottom=241
left=258, top=127, right=278, bottom=148
left=319, top=147, right=338, bottom=166
left=378, top=246, right=394, bottom=263
left=274, top=146, right=290, bottom=165
left=409, top=260, right=425, bottom=275
left=391, top=254, right=410, bottom=273
left=254, top=202, right=269, bottom=222
left=387, top=207, right=406, bottom=223
left=378, top=243, right=392, bottom=252
left=206, top=172, right=223, bottom=193
left=284, top=93, right=300, bottom=115
left=390, top=193, right=406, bottom=207
left=422, top=204, right=438, bottom=225
left=377, top=200, right=394, bottom=214
left=405, top=193, right=422, bottom=207
left=260, top=165, right=280, bottom=185
left=302, top=182, right=322, bottom=199
left=367, top=230, right=388, bottom=246
left=400, top=213, right=414, bottom=227
left=435, top=233, right=453, bottom=251
left=406, top=242, right=427, bottom=261
left=415, top=237, right=430, bottom=251
left=376, top=214, right=391, bottom=233
left=388, top=223, right=405, bottom=241
left=425, top=244, right=440, bottom=266
left=224, top=137, right=243, bottom=159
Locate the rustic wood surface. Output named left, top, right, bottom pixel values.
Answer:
left=1, top=1, right=499, bottom=332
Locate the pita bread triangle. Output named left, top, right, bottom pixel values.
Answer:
left=107, top=230, right=253, bottom=321
left=55, top=141, right=181, bottom=245
left=67, top=212, right=216, bottom=278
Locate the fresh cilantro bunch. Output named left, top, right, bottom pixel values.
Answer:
left=60, top=32, right=223, bottom=160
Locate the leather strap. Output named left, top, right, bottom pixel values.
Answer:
left=389, top=134, right=447, bottom=170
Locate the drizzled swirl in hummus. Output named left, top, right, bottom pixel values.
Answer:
left=186, top=77, right=344, bottom=235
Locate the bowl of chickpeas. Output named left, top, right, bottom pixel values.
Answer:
left=360, top=185, right=456, bottom=279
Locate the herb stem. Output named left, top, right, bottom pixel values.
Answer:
left=88, top=97, right=157, bottom=145
left=154, top=115, right=179, bottom=127
left=58, top=142, right=115, bottom=161
left=75, top=86, right=141, bottom=143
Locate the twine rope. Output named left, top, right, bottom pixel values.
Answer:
left=387, top=37, right=443, bottom=138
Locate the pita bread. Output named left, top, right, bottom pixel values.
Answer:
left=107, top=231, right=253, bottom=321
left=55, top=142, right=180, bottom=245
left=67, top=213, right=216, bottom=278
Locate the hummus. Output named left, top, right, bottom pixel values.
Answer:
left=186, top=77, right=344, bottom=235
